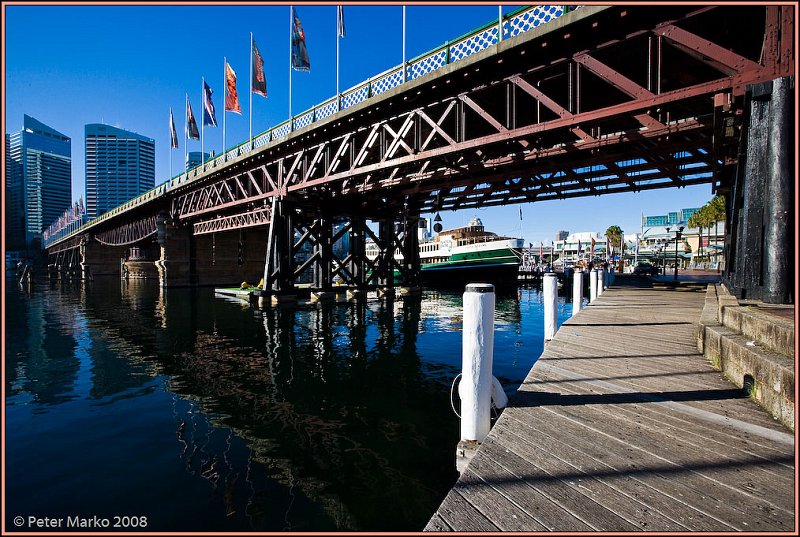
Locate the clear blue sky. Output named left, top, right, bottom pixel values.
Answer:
left=5, top=3, right=716, bottom=245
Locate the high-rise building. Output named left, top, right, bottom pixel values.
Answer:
left=5, top=115, right=72, bottom=250
left=85, top=124, right=155, bottom=217
left=555, top=230, right=569, bottom=241
left=186, top=151, right=210, bottom=171
left=641, top=208, right=698, bottom=228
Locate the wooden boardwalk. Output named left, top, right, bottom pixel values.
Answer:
left=426, top=282, right=796, bottom=532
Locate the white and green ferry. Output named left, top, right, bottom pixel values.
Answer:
left=366, top=217, right=524, bottom=288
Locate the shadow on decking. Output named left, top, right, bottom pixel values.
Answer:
left=564, top=321, right=694, bottom=327
left=526, top=369, right=718, bottom=385
left=459, top=443, right=795, bottom=487
left=510, top=387, right=746, bottom=407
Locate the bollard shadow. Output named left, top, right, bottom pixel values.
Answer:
left=509, top=387, right=747, bottom=407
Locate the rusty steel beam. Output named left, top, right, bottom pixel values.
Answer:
left=652, top=23, right=763, bottom=76
left=47, top=235, right=84, bottom=254
left=111, top=5, right=790, bottom=229
left=95, top=215, right=158, bottom=246
left=192, top=207, right=272, bottom=235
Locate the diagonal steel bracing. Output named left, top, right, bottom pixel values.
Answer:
left=48, top=5, right=792, bottom=252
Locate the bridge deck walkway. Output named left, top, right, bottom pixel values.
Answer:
left=425, top=282, right=795, bottom=532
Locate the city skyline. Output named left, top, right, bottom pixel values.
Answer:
left=5, top=3, right=718, bottom=244
left=5, top=115, right=72, bottom=249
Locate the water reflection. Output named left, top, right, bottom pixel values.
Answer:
left=6, top=279, right=563, bottom=531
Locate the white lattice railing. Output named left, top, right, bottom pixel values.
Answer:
left=49, top=6, right=572, bottom=247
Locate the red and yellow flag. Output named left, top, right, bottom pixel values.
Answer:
left=225, top=62, right=242, bottom=114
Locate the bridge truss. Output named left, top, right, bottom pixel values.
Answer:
left=169, top=5, right=792, bottom=222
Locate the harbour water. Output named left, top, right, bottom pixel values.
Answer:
left=5, top=279, right=574, bottom=532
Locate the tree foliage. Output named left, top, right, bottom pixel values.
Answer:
left=688, top=195, right=726, bottom=258
left=604, top=225, right=623, bottom=247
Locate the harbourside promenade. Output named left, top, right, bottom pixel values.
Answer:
left=426, top=278, right=796, bottom=532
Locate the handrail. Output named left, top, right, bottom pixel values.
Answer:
left=46, top=5, right=570, bottom=249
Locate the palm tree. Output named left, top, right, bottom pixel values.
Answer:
left=687, top=210, right=704, bottom=259
left=690, top=196, right=726, bottom=267
left=605, top=225, right=623, bottom=268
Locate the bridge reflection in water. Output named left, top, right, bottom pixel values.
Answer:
left=5, top=279, right=567, bottom=531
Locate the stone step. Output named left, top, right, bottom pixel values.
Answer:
left=721, top=304, right=794, bottom=358
left=703, top=324, right=794, bottom=431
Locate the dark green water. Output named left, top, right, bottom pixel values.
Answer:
left=5, top=278, right=573, bottom=532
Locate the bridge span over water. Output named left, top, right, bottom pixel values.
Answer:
left=44, top=4, right=794, bottom=303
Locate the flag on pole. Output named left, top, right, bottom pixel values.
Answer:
left=203, top=80, right=218, bottom=127
left=590, top=237, right=596, bottom=254
left=291, top=7, right=311, bottom=72
left=539, top=241, right=543, bottom=259
left=577, top=239, right=582, bottom=254
left=251, top=37, right=267, bottom=97
left=169, top=108, right=179, bottom=148
left=186, top=97, right=200, bottom=140
left=337, top=5, right=346, bottom=38
left=225, top=62, right=242, bottom=114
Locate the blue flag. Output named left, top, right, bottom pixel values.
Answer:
left=203, top=80, right=217, bottom=127
left=291, top=7, right=311, bottom=72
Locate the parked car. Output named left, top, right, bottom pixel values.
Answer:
left=633, top=262, right=660, bottom=276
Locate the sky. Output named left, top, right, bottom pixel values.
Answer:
left=4, top=2, right=718, bottom=245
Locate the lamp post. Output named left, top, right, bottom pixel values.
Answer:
left=665, top=225, right=685, bottom=281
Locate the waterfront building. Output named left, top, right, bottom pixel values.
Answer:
left=186, top=151, right=210, bottom=171
left=5, top=115, right=72, bottom=250
left=640, top=208, right=726, bottom=269
left=85, top=124, right=155, bottom=218
left=555, top=230, right=569, bottom=241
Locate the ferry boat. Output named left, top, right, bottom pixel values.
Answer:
left=366, top=217, right=524, bottom=288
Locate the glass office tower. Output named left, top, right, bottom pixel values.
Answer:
left=85, top=124, right=155, bottom=217
left=5, top=115, right=72, bottom=250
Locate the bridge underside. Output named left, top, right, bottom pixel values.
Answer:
left=169, top=5, right=790, bottom=224
left=46, top=5, right=794, bottom=299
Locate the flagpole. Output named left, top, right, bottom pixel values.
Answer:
left=169, top=108, right=173, bottom=179
left=201, top=77, right=205, bottom=171
left=223, top=57, right=227, bottom=162
left=184, top=94, right=188, bottom=176
left=336, top=6, right=340, bottom=110
left=289, top=6, right=293, bottom=131
left=402, top=6, right=407, bottom=83
left=498, top=5, right=503, bottom=42
left=249, top=32, right=254, bottom=149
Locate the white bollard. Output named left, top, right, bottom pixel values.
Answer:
left=460, top=283, right=495, bottom=443
left=597, top=268, right=605, bottom=296
left=572, top=270, right=583, bottom=317
left=543, top=273, right=558, bottom=341
left=589, top=268, right=598, bottom=303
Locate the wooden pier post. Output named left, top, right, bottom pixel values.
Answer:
left=543, top=273, right=558, bottom=340
left=460, top=283, right=495, bottom=443
left=597, top=268, right=605, bottom=296
left=589, top=268, right=598, bottom=303
left=572, top=269, right=583, bottom=317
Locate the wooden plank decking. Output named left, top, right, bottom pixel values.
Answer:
left=426, top=283, right=796, bottom=532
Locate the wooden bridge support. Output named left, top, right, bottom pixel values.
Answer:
left=725, top=76, right=795, bottom=304
left=401, top=215, right=421, bottom=291
left=48, top=247, right=82, bottom=282
left=265, top=198, right=297, bottom=299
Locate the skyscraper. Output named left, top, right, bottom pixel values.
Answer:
left=85, top=124, right=155, bottom=218
left=5, top=115, right=72, bottom=250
